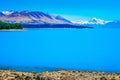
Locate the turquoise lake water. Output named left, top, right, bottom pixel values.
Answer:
left=0, top=28, right=120, bottom=72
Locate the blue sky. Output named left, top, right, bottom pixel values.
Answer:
left=0, top=0, right=120, bottom=21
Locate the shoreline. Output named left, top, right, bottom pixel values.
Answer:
left=0, top=70, right=120, bottom=80
left=0, top=29, right=26, bottom=32
left=0, top=27, right=92, bottom=32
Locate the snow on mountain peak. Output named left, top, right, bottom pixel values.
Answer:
left=73, top=17, right=111, bottom=25
left=2, top=11, right=14, bottom=15
left=90, top=17, right=106, bottom=24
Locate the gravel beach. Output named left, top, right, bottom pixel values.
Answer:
left=0, top=70, right=120, bottom=80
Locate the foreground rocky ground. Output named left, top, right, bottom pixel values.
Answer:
left=0, top=70, right=120, bottom=80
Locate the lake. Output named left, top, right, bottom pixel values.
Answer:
left=0, top=28, right=120, bottom=72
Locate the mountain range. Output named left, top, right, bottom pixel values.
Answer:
left=73, top=18, right=110, bottom=25
left=74, top=18, right=120, bottom=28
left=0, top=11, right=120, bottom=28
left=0, top=11, right=71, bottom=24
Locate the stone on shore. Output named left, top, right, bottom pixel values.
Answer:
left=0, top=70, right=120, bottom=80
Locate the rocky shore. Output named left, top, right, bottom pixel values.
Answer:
left=0, top=70, right=120, bottom=80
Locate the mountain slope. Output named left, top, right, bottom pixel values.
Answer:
left=0, top=12, right=5, bottom=17
left=0, top=11, right=71, bottom=24
left=104, top=20, right=120, bottom=28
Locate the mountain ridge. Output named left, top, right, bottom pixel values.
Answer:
left=73, top=18, right=110, bottom=25
left=73, top=18, right=120, bottom=28
left=0, top=11, right=71, bottom=24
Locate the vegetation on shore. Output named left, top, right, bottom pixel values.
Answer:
left=0, top=22, right=23, bottom=29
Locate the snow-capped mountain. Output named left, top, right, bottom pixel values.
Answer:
left=2, top=11, right=14, bottom=15
left=73, top=18, right=120, bottom=28
left=74, top=18, right=110, bottom=25
left=0, top=11, right=71, bottom=24
left=89, top=18, right=110, bottom=24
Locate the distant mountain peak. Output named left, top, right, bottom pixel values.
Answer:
left=90, top=17, right=106, bottom=24
left=2, top=11, right=14, bottom=15
left=73, top=17, right=110, bottom=25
